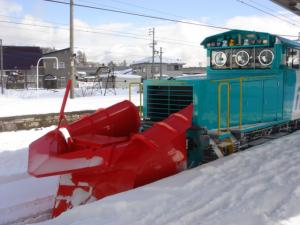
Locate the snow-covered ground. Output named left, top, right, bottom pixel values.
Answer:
left=0, top=127, right=299, bottom=225
left=0, top=87, right=141, bottom=224
left=35, top=131, right=300, bottom=225
left=0, top=127, right=59, bottom=225
left=0, top=89, right=300, bottom=225
left=0, top=88, right=140, bottom=117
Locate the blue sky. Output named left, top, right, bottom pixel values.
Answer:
left=1, top=0, right=299, bottom=65
left=12, top=0, right=289, bottom=27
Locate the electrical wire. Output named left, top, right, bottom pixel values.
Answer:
left=248, top=0, right=300, bottom=28
left=236, top=0, right=300, bottom=28
left=1, top=1, right=298, bottom=43
left=41, top=0, right=300, bottom=39
left=41, top=0, right=232, bottom=30
left=79, top=0, right=188, bottom=20
left=0, top=19, right=203, bottom=47
left=0, top=14, right=201, bottom=46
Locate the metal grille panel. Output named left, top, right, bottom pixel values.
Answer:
left=146, top=85, right=193, bottom=122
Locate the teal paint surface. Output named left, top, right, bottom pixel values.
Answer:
left=142, top=29, right=300, bottom=166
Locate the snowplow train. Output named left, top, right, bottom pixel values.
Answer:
left=28, top=29, right=300, bottom=217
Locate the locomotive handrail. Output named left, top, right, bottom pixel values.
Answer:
left=129, top=82, right=143, bottom=117
left=210, top=75, right=274, bottom=83
left=218, top=82, right=231, bottom=133
left=213, top=74, right=277, bottom=132
left=213, top=75, right=277, bottom=132
left=217, top=78, right=245, bottom=133
left=239, top=79, right=243, bottom=129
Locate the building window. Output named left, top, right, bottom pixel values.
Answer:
left=174, top=65, right=180, bottom=70
left=60, top=62, right=65, bottom=69
left=52, top=62, right=65, bottom=69
left=286, top=48, right=299, bottom=69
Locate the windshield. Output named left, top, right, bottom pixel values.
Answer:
left=211, top=47, right=274, bottom=70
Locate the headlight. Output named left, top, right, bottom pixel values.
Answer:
left=214, top=51, right=227, bottom=67
left=235, top=50, right=250, bottom=66
left=258, top=49, right=274, bottom=66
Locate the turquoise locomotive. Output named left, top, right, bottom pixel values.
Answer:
left=28, top=29, right=300, bottom=215
left=143, top=29, right=300, bottom=167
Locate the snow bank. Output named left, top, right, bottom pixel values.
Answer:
left=0, top=88, right=140, bottom=117
left=0, top=127, right=59, bottom=225
left=37, top=131, right=300, bottom=225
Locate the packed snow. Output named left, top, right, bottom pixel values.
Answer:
left=0, top=88, right=140, bottom=117
left=0, top=87, right=141, bottom=224
left=0, top=89, right=300, bottom=225
left=0, top=127, right=59, bottom=225
left=35, top=131, right=300, bottom=225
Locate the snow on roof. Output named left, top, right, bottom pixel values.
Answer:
left=116, top=74, right=141, bottom=79
left=97, top=68, right=141, bottom=79
left=131, top=56, right=185, bottom=65
left=115, top=68, right=132, bottom=74
left=99, top=73, right=141, bottom=79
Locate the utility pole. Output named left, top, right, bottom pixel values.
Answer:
left=0, top=39, right=3, bottom=95
left=70, top=0, right=75, bottom=98
left=159, top=47, right=163, bottom=80
left=149, top=27, right=157, bottom=79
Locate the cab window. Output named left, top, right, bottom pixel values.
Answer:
left=286, top=48, right=299, bottom=69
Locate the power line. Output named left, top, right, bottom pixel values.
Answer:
left=2, top=12, right=298, bottom=44
left=0, top=14, right=201, bottom=46
left=248, top=0, right=297, bottom=19
left=0, top=15, right=298, bottom=43
left=0, top=19, right=204, bottom=47
left=76, top=0, right=134, bottom=13
left=79, top=0, right=188, bottom=20
left=236, top=0, right=300, bottom=29
left=0, top=1, right=299, bottom=44
left=42, top=0, right=232, bottom=30
left=41, top=0, right=300, bottom=38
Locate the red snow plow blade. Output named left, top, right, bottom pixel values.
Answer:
left=28, top=81, right=193, bottom=217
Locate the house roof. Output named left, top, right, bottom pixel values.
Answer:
left=131, top=56, right=185, bottom=65
left=43, top=48, right=70, bottom=56
left=3, top=46, right=42, bottom=70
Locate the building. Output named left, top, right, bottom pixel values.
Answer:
left=43, top=48, right=72, bottom=88
left=1, top=46, right=42, bottom=88
left=182, top=67, right=206, bottom=75
left=114, top=74, right=141, bottom=89
left=131, top=56, right=185, bottom=79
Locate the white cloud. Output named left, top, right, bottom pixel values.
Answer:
left=225, top=15, right=300, bottom=36
left=0, top=0, right=22, bottom=16
left=0, top=9, right=300, bottom=67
